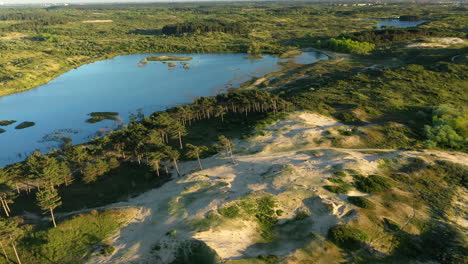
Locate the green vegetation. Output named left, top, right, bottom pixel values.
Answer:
left=16, top=209, right=134, bottom=263
left=86, top=112, right=119, bottom=123
left=14, top=121, right=35, bottom=129
left=347, top=196, right=375, bottom=209
left=315, top=38, right=375, bottom=54
left=147, top=55, right=193, bottom=61
left=328, top=225, right=368, bottom=251
left=0, top=129, right=4, bottom=134
left=354, top=175, right=393, bottom=193
left=218, top=205, right=240, bottom=218
left=0, top=2, right=467, bottom=264
left=324, top=184, right=350, bottom=194
left=0, top=120, right=15, bottom=126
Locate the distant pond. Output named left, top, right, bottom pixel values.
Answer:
left=364, top=19, right=426, bottom=29
left=0, top=52, right=327, bottom=166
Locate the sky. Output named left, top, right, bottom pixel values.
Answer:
left=1, top=0, right=188, bottom=4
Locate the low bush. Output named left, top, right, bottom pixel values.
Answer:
left=324, top=184, right=350, bottom=194
left=355, top=175, right=393, bottom=193
left=347, top=196, right=375, bottom=209
left=328, top=225, right=368, bottom=251
left=219, top=205, right=240, bottom=218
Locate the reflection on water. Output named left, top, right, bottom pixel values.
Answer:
left=0, top=52, right=326, bottom=166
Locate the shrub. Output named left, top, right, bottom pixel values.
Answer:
left=324, top=184, right=350, bottom=194
left=100, top=243, right=115, bottom=256
left=383, top=218, right=400, bottom=232
left=355, top=175, right=393, bottom=193
left=295, top=210, right=309, bottom=220
left=431, top=160, right=468, bottom=188
left=219, top=205, right=240, bottom=218
left=333, top=170, right=347, bottom=177
left=347, top=196, right=375, bottom=209
left=276, top=209, right=284, bottom=216
left=166, top=229, right=177, bottom=236
left=328, top=225, right=368, bottom=250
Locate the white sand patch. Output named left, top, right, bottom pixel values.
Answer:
left=406, top=37, right=466, bottom=48
left=82, top=20, right=113, bottom=23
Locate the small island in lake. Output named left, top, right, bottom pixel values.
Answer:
left=146, top=55, right=193, bottom=61
left=86, top=112, right=119, bottom=123
left=0, top=120, right=16, bottom=126
left=15, top=121, right=36, bottom=129
left=0, top=128, right=5, bottom=134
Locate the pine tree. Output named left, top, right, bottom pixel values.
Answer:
left=0, top=217, right=23, bottom=264
left=36, top=188, right=62, bottom=228
left=218, top=135, right=235, bottom=163
left=186, top=144, right=209, bottom=170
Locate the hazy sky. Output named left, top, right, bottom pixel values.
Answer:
left=1, top=0, right=181, bottom=4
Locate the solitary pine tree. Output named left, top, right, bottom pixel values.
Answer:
left=36, top=188, right=62, bottom=228
left=186, top=144, right=208, bottom=170
left=218, top=135, right=235, bottom=163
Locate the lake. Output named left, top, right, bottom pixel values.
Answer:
left=0, top=52, right=327, bottom=166
left=376, top=20, right=426, bottom=29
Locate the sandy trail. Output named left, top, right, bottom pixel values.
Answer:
left=85, top=112, right=468, bottom=264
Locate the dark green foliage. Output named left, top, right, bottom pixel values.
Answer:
left=383, top=218, right=400, bottom=232
left=86, top=112, right=119, bottom=123
left=166, top=229, right=177, bottom=236
left=0, top=128, right=5, bottom=134
left=324, top=184, right=350, bottom=194
left=347, top=196, right=375, bottom=209
left=100, top=243, right=116, bottom=256
left=295, top=210, right=309, bottom=220
left=0, top=120, right=16, bottom=126
left=344, top=27, right=447, bottom=45
left=170, top=240, right=222, bottom=264
left=162, top=20, right=250, bottom=35
left=354, top=175, right=393, bottom=193
left=257, top=255, right=279, bottom=264
left=14, top=121, right=35, bottom=129
left=431, top=160, right=468, bottom=188
left=275, top=209, right=283, bottom=216
left=328, top=225, right=368, bottom=251
left=218, top=205, right=240, bottom=218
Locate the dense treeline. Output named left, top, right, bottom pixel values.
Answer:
left=161, top=20, right=251, bottom=35
left=315, top=38, right=375, bottom=54
left=343, top=28, right=456, bottom=45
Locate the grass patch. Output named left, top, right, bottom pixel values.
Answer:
left=15, top=121, right=35, bottom=129
left=347, top=196, right=375, bottom=209
left=19, top=209, right=135, bottom=263
left=86, top=112, right=119, bottom=123
left=0, top=120, right=16, bottom=126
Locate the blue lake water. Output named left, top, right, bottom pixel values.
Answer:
left=0, top=52, right=327, bottom=166
left=376, top=20, right=426, bottom=29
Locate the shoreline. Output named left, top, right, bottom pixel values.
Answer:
left=0, top=50, right=331, bottom=99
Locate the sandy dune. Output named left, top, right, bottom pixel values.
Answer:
left=85, top=112, right=468, bottom=264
